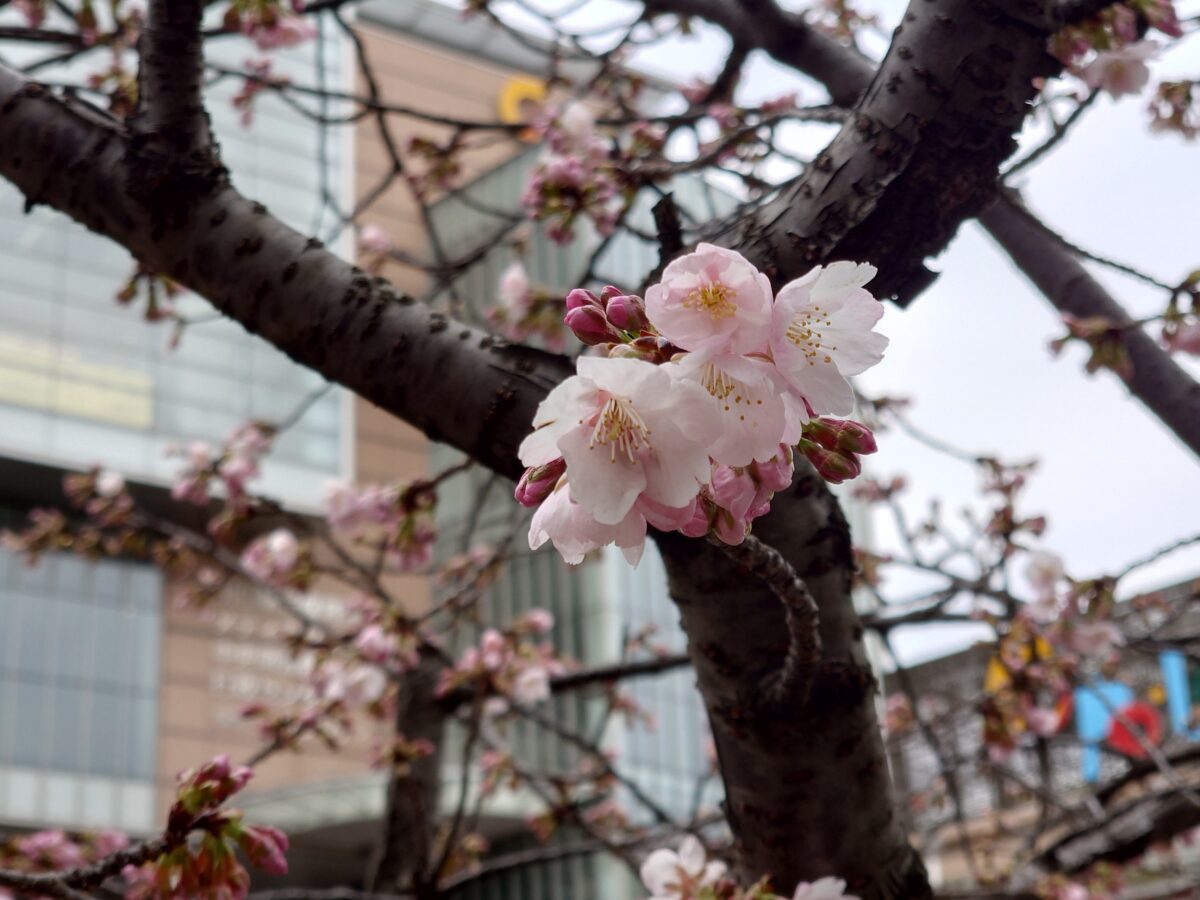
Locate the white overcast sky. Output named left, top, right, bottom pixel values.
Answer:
left=481, top=0, right=1200, bottom=664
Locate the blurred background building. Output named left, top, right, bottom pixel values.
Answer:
left=884, top=578, right=1200, bottom=893
left=0, top=1, right=749, bottom=896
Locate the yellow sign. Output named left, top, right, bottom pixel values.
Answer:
left=984, top=637, right=1054, bottom=692
left=0, top=332, right=153, bottom=430
left=498, top=75, right=547, bottom=130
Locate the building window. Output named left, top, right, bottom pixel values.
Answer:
left=0, top=540, right=161, bottom=828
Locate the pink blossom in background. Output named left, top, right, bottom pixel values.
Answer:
left=94, top=469, right=125, bottom=498
left=16, top=830, right=86, bottom=869
left=358, top=223, right=393, bottom=254
left=527, top=481, right=695, bottom=566
left=246, top=13, right=317, bottom=51
left=240, top=528, right=300, bottom=586
left=511, top=664, right=551, bottom=706
left=1080, top=41, right=1158, bottom=98
left=498, top=261, right=531, bottom=313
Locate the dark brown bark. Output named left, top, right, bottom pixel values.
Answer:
left=0, top=65, right=571, bottom=481
left=134, top=0, right=215, bottom=162
left=657, top=474, right=930, bottom=899
left=726, top=0, right=1060, bottom=306
left=368, top=654, right=445, bottom=894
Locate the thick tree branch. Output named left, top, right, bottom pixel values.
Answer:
left=0, top=64, right=572, bottom=480
left=368, top=653, right=445, bottom=895
left=712, top=533, right=821, bottom=707
left=720, top=0, right=1059, bottom=304
left=134, top=0, right=214, bottom=161
left=980, top=195, right=1200, bottom=458
left=655, top=473, right=930, bottom=899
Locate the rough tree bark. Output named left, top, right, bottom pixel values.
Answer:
left=651, top=0, right=1200, bottom=458
left=724, top=0, right=1059, bottom=305
left=0, top=0, right=1179, bottom=893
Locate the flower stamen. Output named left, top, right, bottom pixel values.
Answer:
left=785, top=303, right=835, bottom=366
left=589, top=396, right=651, bottom=463
left=682, top=281, right=736, bottom=321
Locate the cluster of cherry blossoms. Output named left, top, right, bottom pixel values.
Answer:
left=120, top=754, right=288, bottom=899
left=486, top=261, right=570, bottom=351
left=324, top=474, right=438, bottom=571
left=1047, top=1, right=1183, bottom=104
left=436, top=609, right=566, bottom=713
left=521, top=103, right=625, bottom=243
left=0, top=827, right=129, bottom=899
left=515, top=243, right=887, bottom=565
left=222, top=0, right=316, bottom=51
left=639, top=837, right=858, bottom=900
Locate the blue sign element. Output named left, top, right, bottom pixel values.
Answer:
left=1074, top=681, right=1134, bottom=783
left=1160, top=651, right=1200, bottom=741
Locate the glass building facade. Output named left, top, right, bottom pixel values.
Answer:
left=0, top=12, right=352, bottom=833
left=0, top=22, right=352, bottom=513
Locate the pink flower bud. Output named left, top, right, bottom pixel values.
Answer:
left=565, top=288, right=602, bottom=312
left=801, top=444, right=862, bottom=484
left=564, top=305, right=616, bottom=345
left=239, top=824, right=290, bottom=875
left=804, top=417, right=877, bottom=454
left=604, top=293, right=647, bottom=331
left=514, top=458, right=566, bottom=507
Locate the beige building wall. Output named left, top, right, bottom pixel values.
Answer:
left=352, top=22, right=533, bottom=493
left=155, top=21, right=533, bottom=815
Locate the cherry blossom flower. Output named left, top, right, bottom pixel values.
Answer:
left=512, top=664, right=551, bottom=706
left=639, top=836, right=726, bottom=900
left=519, top=356, right=718, bottom=525
left=524, top=608, right=555, bottom=634
left=1022, top=554, right=1060, bottom=602
left=16, top=830, right=86, bottom=869
left=670, top=352, right=791, bottom=465
left=528, top=481, right=695, bottom=566
left=1080, top=41, right=1158, bottom=99
left=359, top=224, right=393, bottom=254
left=499, top=261, right=531, bottom=312
left=94, top=469, right=125, bottom=498
left=644, top=243, right=773, bottom=355
left=246, top=13, right=317, bottom=50
left=241, top=528, right=300, bottom=586
left=311, top=658, right=388, bottom=707
left=792, top=877, right=860, bottom=900
left=1164, top=320, right=1200, bottom=354
left=769, top=261, right=888, bottom=416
